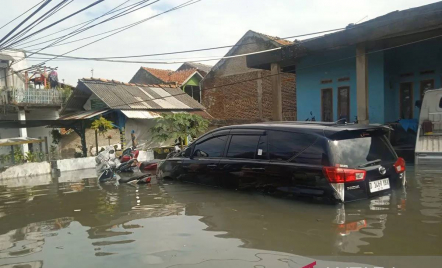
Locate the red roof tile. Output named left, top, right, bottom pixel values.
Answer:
left=142, top=67, right=198, bottom=85
left=258, top=32, right=293, bottom=46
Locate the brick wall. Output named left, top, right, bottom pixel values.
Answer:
left=202, top=70, right=296, bottom=121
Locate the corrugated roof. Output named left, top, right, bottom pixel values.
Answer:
left=78, top=78, right=205, bottom=111
left=122, top=110, right=213, bottom=119
left=58, top=109, right=109, bottom=120
left=121, top=110, right=161, bottom=119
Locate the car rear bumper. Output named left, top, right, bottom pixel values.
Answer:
left=330, top=172, right=406, bottom=202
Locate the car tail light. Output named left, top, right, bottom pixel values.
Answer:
left=323, top=167, right=366, bottom=183
left=393, top=157, right=406, bottom=173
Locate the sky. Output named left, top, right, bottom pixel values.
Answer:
left=0, top=0, right=440, bottom=85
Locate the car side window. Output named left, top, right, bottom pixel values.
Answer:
left=193, top=135, right=228, bottom=158
left=227, top=135, right=260, bottom=159
left=268, top=131, right=316, bottom=162
left=182, top=146, right=192, bottom=157
left=256, top=135, right=267, bottom=160
left=291, top=138, right=329, bottom=165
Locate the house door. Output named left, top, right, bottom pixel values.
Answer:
left=337, top=87, right=350, bottom=122
left=321, top=88, right=333, bottom=122
left=399, top=82, right=413, bottom=119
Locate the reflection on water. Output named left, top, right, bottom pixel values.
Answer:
left=0, top=167, right=440, bottom=267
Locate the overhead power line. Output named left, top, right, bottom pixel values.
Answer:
left=0, top=0, right=46, bottom=31
left=18, top=6, right=442, bottom=61
left=0, top=0, right=52, bottom=48
left=1, top=0, right=73, bottom=49
left=101, top=33, right=442, bottom=109
left=14, top=0, right=152, bottom=48
left=4, top=0, right=106, bottom=52
left=21, top=0, right=202, bottom=67
left=18, top=0, right=159, bottom=55
left=19, top=0, right=162, bottom=50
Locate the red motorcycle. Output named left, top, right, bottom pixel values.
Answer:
left=118, top=147, right=139, bottom=172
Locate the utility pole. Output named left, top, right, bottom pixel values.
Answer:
left=91, top=68, right=94, bottom=77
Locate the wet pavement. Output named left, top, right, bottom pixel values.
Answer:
left=0, top=166, right=441, bottom=268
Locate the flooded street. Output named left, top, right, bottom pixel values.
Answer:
left=0, top=166, right=441, bottom=268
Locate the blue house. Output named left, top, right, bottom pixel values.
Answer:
left=246, top=2, right=442, bottom=125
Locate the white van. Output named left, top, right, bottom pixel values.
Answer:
left=415, top=89, right=442, bottom=164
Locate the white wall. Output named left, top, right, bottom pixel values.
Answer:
left=26, top=109, right=60, bottom=146
left=56, top=157, right=96, bottom=172
left=0, top=162, right=51, bottom=179
left=0, top=50, right=28, bottom=90
left=125, top=118, right=174, bottom=149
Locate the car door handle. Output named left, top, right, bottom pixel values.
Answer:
left=252, top=167, right=265, bottom=171
left=207, top=164, right=218, bottom=168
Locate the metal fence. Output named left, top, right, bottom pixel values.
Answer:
left=9, top=88, right=62, bottom=105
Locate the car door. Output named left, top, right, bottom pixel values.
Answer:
left=182, top=131, right=229, bottom=187
left=265, top=130, right=327, bottom=196
left=217, top=129, right=269, bottom=190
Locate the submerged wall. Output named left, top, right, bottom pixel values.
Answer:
left=0, top=162, right=51, bottom=179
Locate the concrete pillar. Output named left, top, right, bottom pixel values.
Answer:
left=18, top=109, right=29, bottom=154
left=356, top=44, right=369, bottom=124
left=257, top=71, right=263, bottom=119
left=271, top=63, right=283, bottom=121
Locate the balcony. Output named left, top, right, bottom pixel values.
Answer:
left=2, top=88, right=63, bottom=107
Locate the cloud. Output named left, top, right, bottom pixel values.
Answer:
left=0, top=0, right=438, bottom=85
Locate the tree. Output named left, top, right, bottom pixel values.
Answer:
left=91, top=116, right=114, bottom=136
left=150, top=113, right=209, bottom=149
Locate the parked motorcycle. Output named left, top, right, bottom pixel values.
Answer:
left=96, top=147, right=118, bottom=182
left=118, top=146, right=139, bottom=172
left=96, top=147, right=141, bottom=182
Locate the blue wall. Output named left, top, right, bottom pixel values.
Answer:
left=296, top=46, right=356, bottom=122
left=296, top=38, right=442, bottom=124
left=384, top=38, right=442, bottom=121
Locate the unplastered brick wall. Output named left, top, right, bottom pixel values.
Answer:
left=202, top=70, right=296, bottom=121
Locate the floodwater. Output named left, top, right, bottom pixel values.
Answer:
left=0, top=166, right=441, bottom=268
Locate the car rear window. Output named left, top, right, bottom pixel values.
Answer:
left=328, top=135, right=397, bottom=168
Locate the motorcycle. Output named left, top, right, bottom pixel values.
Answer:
left=118, top=146, right=139, bottom=172
left=95, top=147, right=118, bottom=182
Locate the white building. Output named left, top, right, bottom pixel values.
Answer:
left=0, top=50, right=62, bottom=157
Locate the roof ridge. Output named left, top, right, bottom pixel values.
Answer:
left=80, top=77, right=178, bottom=88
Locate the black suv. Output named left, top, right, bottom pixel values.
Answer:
left=158, top=122, right=406, bottom=203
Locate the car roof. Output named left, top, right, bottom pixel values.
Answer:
left=211, top=121, right=387, bottom=137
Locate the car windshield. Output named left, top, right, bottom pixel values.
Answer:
left=328, top=135, right=397, bottom=168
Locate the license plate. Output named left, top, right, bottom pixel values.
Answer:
left=369, top=178, right=390, bottom=193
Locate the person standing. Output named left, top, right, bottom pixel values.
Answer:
left=49, top=70, right=58, bottom=89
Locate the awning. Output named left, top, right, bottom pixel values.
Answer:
left=58, top=109, right=109, bottom=120
left=120, top=110, right=161, bottom=119
left=120, top=110, right=213, bottom=119
left=0, top=137, right=44, bottom=146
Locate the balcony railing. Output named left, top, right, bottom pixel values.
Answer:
left=6, top=88, right=63, bottom=106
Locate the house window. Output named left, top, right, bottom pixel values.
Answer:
left=399, top=82, right=413, bottom=119
left=321, top=88, right=333, bottom=122
left=420, top=79, right=434, bottom=101
left=183, top=85, right=200, bottom=102
left=337, top=86, right=350, bottom=122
